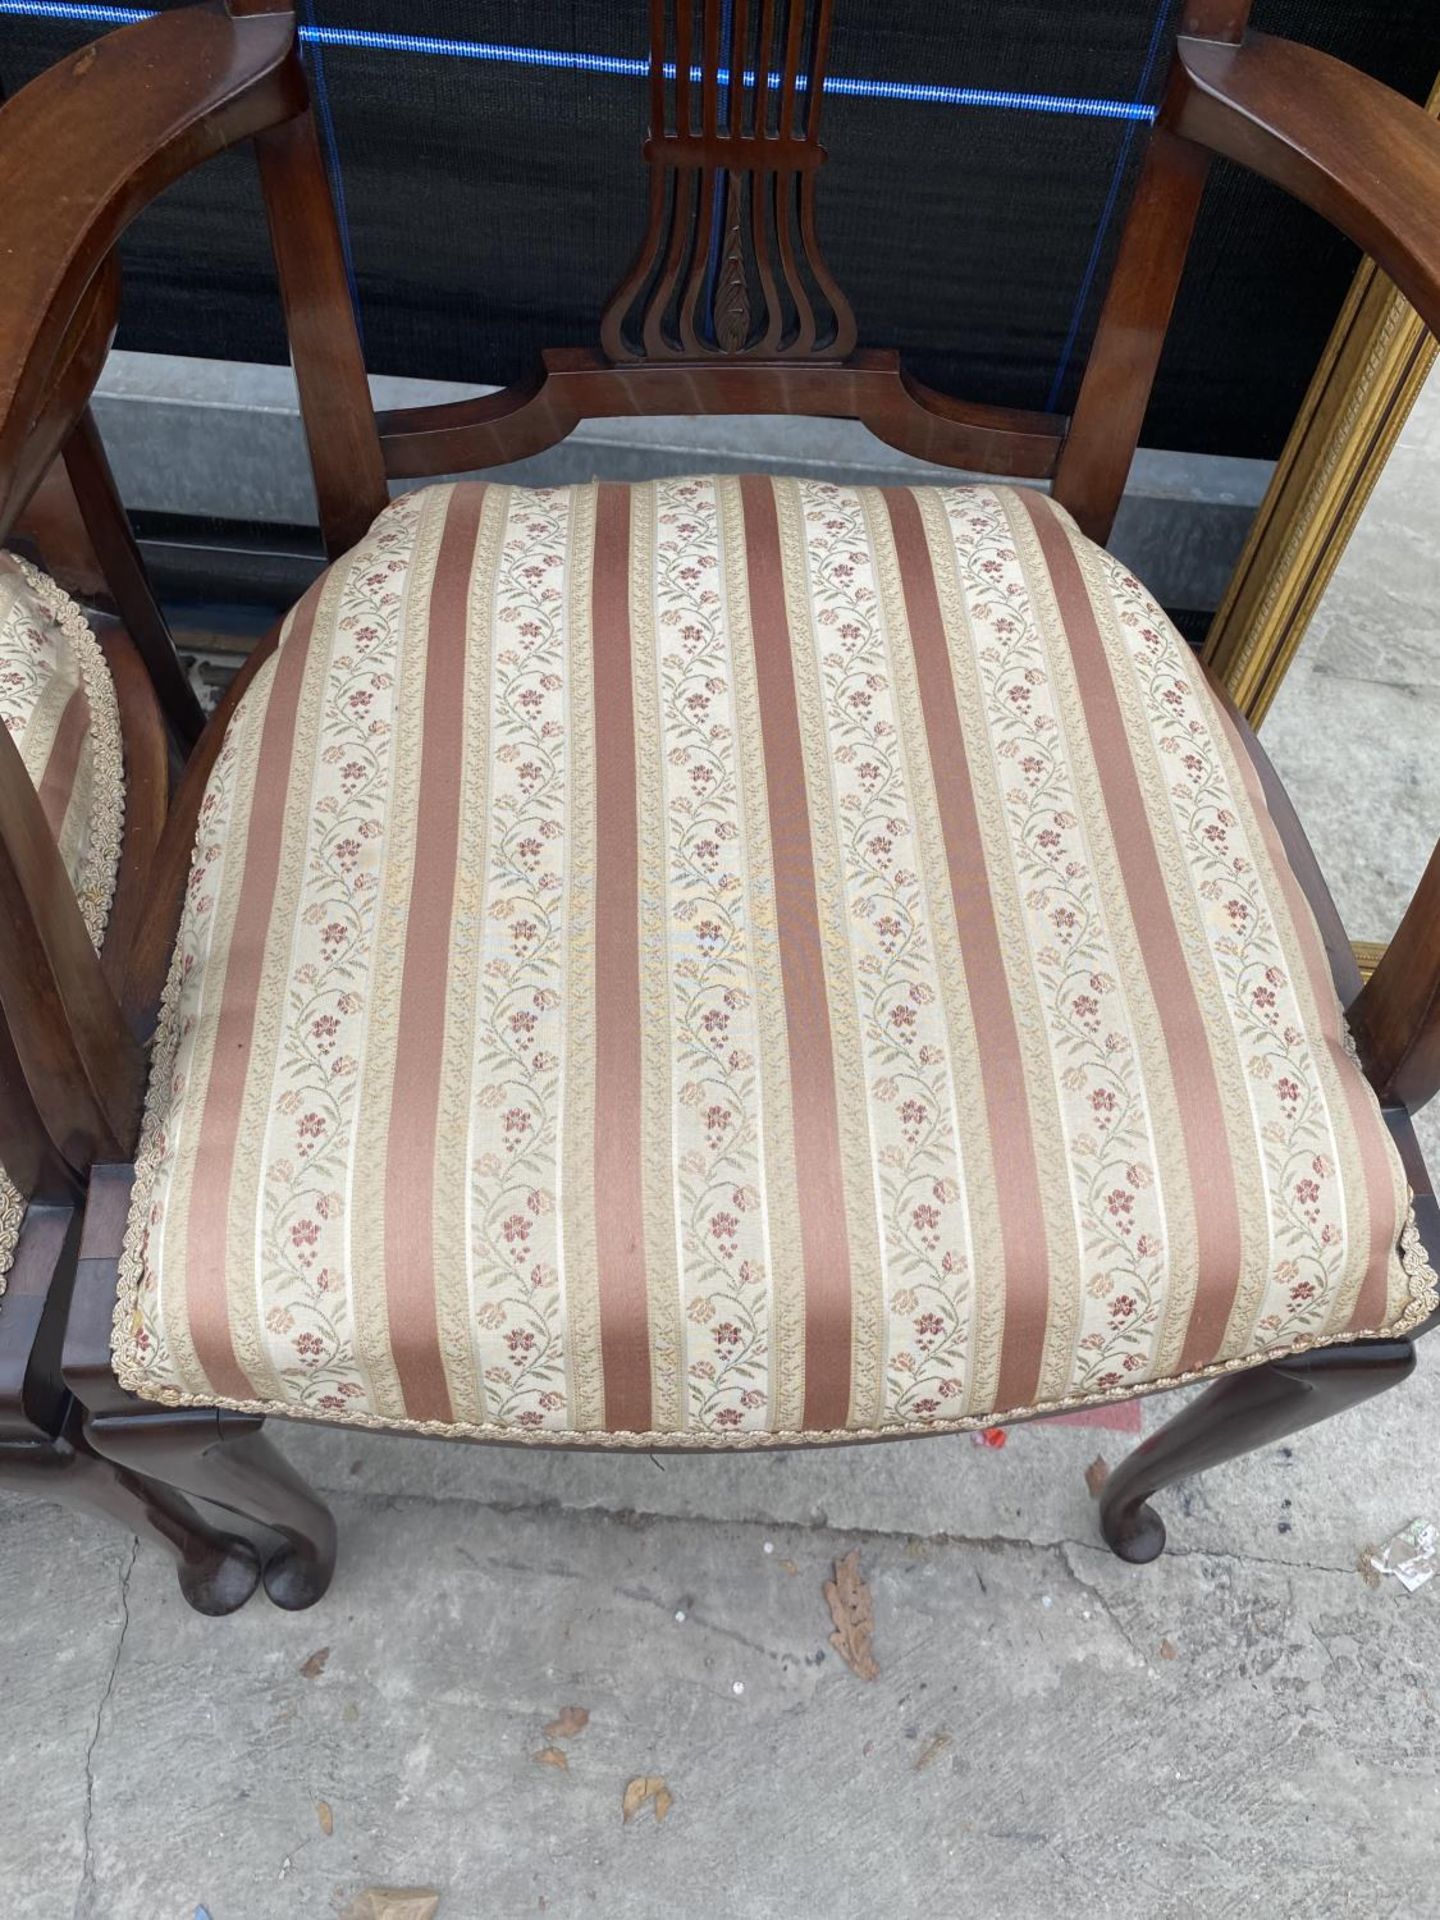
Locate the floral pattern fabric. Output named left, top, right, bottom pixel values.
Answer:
left=114, top=480, right=1436, bottom=1442
left=0, top=553, right=124, bottom=1283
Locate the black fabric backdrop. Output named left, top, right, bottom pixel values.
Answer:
left=2, top=1, right=1438, bottom=460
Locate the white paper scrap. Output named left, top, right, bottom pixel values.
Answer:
left=1366, top=1520, right=1439, bottom=1593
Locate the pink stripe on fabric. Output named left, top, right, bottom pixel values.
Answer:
left=883, top=488, right=1053, bottom=1411
left=591, top=482, right=654, bottom=1432
left=1015, top=490, right=1245, bottom=1376
left=183, top=586, right=326, bottom=1401
left=1209, top=692, right=1399, bottom=1332
left=35, top=682, right=88, bottom=846
left=739, top=476, right=855, bottom=1432
left=381, top=485, right=489, bottom=1423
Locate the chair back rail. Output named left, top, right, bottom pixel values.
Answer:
left=376, top=351, right=1066, bottom=481
left=63, top=408, right=208, bottom=751
left=96, top=621, right=171, bottom=996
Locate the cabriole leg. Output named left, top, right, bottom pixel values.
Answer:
left=1100, top=1337, right=1416, bottom=1563
left=0, top=1403, right=261, bottom=1614
left=83, top=1407, right=336, bottom=1610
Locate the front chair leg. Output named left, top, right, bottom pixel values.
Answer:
left=0, top=1401, right=261, bottom=1614
left=1100, top=1336, right=1416, bottom=1563
left=65, top=1169, right=337, bottom=1611
left=84, top=1407, right=337, bottom=1610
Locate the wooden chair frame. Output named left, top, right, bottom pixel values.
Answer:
left=0, top=582, right=281, bottom=1612
left=0, top=0, right=1438, bottom=1605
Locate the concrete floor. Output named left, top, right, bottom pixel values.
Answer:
left=6, top=380, right=1440, bottom=1920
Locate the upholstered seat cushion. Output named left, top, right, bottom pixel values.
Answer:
left=115, top=479, right=1436, bottom=1442
left=0, top=553, right=122, bottom=945
left=0, top=552, right=123, bottom=1276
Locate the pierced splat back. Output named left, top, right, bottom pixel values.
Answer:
left=600, top=0, right=856, bottom=361
left=372, top=0, right=1256, bottom=546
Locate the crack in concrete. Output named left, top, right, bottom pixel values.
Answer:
left=346, top=1477, right=1092, bottom=1558
left=1064, top=1534, right=1359, bottom=1580
left=613, top=1580, right=799, bottom=1666
left=327, top=1478, right=1364, bottom=1581
left=1055, top=1543, right=1156, bottom=1667
left=71, top=1539, right=136, bottom=1920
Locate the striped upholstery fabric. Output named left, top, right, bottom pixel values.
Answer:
left=115, top=480, right=1436, bottom=1442
left=0, top=553, right=124, bottom=1278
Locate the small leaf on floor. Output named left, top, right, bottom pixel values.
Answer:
left=544, top=1706, right=590, bottom=1740
left=534, top=1747, right=569, bottom=1771
left=316, top=1800, right=334, bottom=1835
left=1159, top=1639, right=1178, bottom=1661
left=824, top=1549, right=880, bottom=1681
left=1084, top=1456, right=1110, bottom=1498
left=622, top=1776, right=673, bottom=1823
left=339, top=1891, right=441, bottom=1920
left=913, top=1731, right=952, bottom=1773
left=299, top=1647, right=330, bottom=1680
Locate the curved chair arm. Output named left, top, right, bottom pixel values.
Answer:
left=0, top=2, right=389, bottom=1184
left=0, top=2, right=304, bottom=538
left=1171, top=32, right=1440, bottom=1109
left=1348, top=850, right=1440, bottom=1112
left=0, top=3, right=302, bottom=1172
left=1174, top=33, right=1440, bottom=341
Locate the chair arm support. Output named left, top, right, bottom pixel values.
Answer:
left=1349, top=847, right=1440, bottom=1112
left=1173, top=32, right=1440, bottom=344
left=0, top=723, right=146, bottom=1168
left=0, top=3, right=304, bottom=535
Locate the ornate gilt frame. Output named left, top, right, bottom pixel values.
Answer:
left=1202, top=75, right=1439, bottom=979
left=1203, top=75, right=1440, bottom=726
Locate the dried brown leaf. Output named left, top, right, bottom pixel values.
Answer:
left=533, top=1747, right=569, bottom=1772
left=1358, top=1547, right=1383, bottom=1589
left=1084, top=1456, right=1110, bottom=1498
left=1158, top=1638, right=1178, bottom=1661
left=316, top=1799, right=334, bottom=1836
left=824, top=1549, right=879, bottom=1681
left=299, top=1647, right=330, bottom=1680
left=622, top=1775, right=673, bottom=1824
left=913, top=1731, right=952, bottom=1773
left=779, top=1559, right=799, bottom=1576
left=339, top=1892, right=440, bottom=1920
left=544, top=1706, right=590, bottom=1740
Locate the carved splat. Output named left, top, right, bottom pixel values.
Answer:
left=601, top=0, right=858, bottom=361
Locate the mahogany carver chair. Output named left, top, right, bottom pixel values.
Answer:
left=0, top=0, right=1438, bottom=1613
left=0, top=488, right=287, bottom=1612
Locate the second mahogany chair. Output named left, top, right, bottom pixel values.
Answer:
left=0, top=522, right=291, bottom=1612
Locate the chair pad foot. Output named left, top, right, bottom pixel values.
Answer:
left=1100, top=1497, right=1167, bottom=1565
left=262, top=1542, right=333, bottom=1611
left=177, top=1536, right=262, bottom=1616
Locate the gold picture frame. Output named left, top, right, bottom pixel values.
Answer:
left=1202, top=76, right=1440, bottom=727
left=1202, top=76, right=1439, bottom=979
